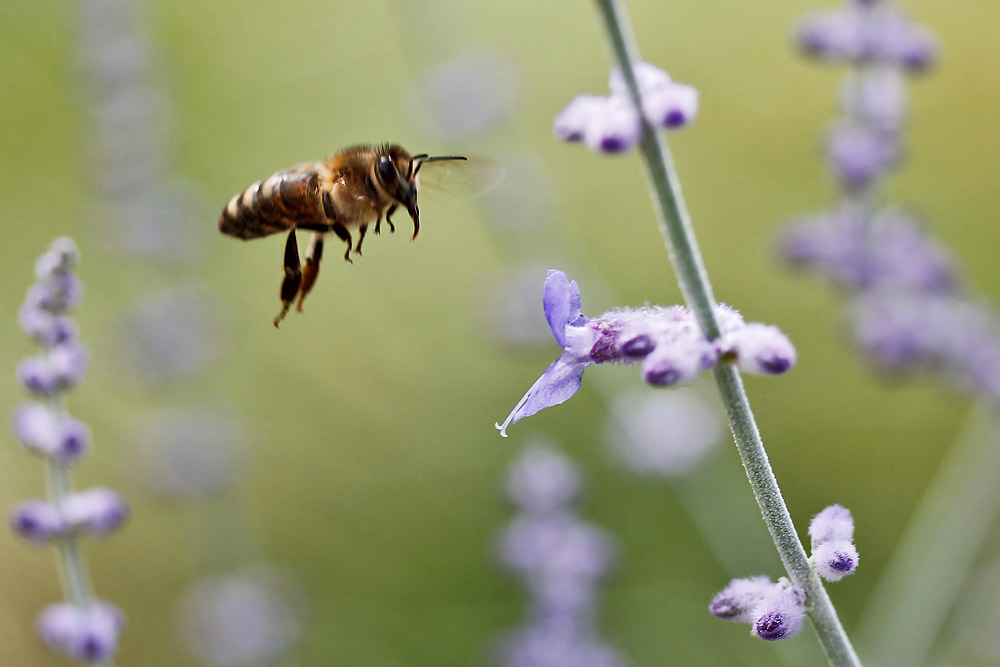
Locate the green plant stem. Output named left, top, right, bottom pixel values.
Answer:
left=592, top=1, right=860, bottom=664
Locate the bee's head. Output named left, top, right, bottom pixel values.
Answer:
left=373, top=146, right=466, bottom=238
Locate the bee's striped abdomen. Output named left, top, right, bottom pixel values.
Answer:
left=218, top=164, right=325, bottom=240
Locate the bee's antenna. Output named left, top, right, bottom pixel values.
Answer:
left=412, top=154, right=466, bottom=176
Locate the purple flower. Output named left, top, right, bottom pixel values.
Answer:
left=709, top=576, right=775, bottom=622
left=505, top=443, right=582, bottom=515
left=496, top=271, right=795, bottom=437
left=64, top=488, right=130, bottom=537
left=37, top=601, right=124, bottom=662
left=809, top=504, right=855, bottom=547
left=583, top=97, right=641, bottom=153
left=175, top=568, right=304, bottom=667
left=9, top=501, right=67, bottom=543
left=825, top=121, right=898, bottom=190
left=811, top=541, right=860, bottom=582
left=554, top=62, right=698, bottom=155
left=753, top=581, right=806, bottom=641
left=12, top=402, right=60, bottom=455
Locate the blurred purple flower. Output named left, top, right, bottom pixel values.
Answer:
left=175, top=567, right=304, bottom=667
left=505, top=443, right=583, bottom=515
left=37, top=601, right=125, bottom=663
left=606, top=388, right=722, bottom=478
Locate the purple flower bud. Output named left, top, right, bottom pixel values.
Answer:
left=17, top=356, right=59, bottom=396
left=841, top=67, right=907, bottom=130
left=19, top=302, right=77, bottom=347
left=506, top=444, right=582, bottom=515
left=709, top=576, right=775, bottom=622
left=621, top=334, right=655, bottom=358
left=583, top=97, right=641, bottom=154
left=641, top=83, right=698, bottom=129
left=732, top=323, right=797, bottom=375
left=55, top=417, right=91, bottom=463
left=795, top=9, right=863, bottom=61
left=497, top=515, right=616, bottom=580
left=809, top=504, right=855, bottom=547
left=608, top=61, right=672, bottom=98
left=753, top=582, right=805, bottom=641
left=554, top=95, right=605, bottom=143
left=37, top=601, right=124, bottom=662
left=9, top=500, right=67, bottom=542
left=825, top=121, right=898, bottom=190
left=811, top=541, right=860, bottom=581
left=48, top=340, right=89, bottom=389
left=11, top=402, right=60, bottom=454
left=641, top=339, right=713, bottom=386
left=64, top=488, right=129, bottom=537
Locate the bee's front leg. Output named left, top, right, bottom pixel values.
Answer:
left=296, top=233, right=324, bottom=313
left=274, top=230, right=302, bottom=328
left=330, top=223, right=353, bottom=263
left=354, top=223, right=369, bottom=256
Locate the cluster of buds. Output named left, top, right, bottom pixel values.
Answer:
left=9, top=238, right=128, bottom=662
left=554, top=62, right=698, bottom=154
left=496, top=270, right=795, bottom=437
left=493, top=444, right=626, bottom=666
left=710, top=505, right=858, bottom=640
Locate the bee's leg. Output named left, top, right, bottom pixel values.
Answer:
left=331, top=223, right=353, bottom=263
left=354, top=223, right=369, bottom=256
left=296, top=233, right=324, bottom=313
left=385, top=205, right=397, bottom=234
left=274, top=230, right=302, bottom=328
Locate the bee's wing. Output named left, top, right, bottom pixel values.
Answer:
left=417, top=156, right=505, bottom=200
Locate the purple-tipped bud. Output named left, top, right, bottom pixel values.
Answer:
left=709, top=576, right=775, bottom=622
left=583, top=97, right=641, bottom=154
left=9, top=500, right=68, bottom=542
left=812, top=541, right=860, bottom=581
left=506, top=444, right=582, bottom=515
left=826, top=121, right=898, bottom=190
left=55, top=418, right=91, bottom=463
left=554, top=95, right=604, bottom=143
left=12, top=402, right=60, bottom=455
left=809, top=504, right=855, bottom=547
left=642, top=83, right=699, bottom=129
left=753, top=582, right=805, bottom=641
left=17, top=356, right=59, bottom=396
left=49, top=341, right=89, bottom=389
left=497, top=515, right=616, bottom=580
left=37, top=601, right=124, bottom=662
left=64, top=488, right=129, bottom=537
left=621, top=334, right=655, bottom=358
left=641, top=340, right=712, bottom=386
left=36, top=237, right=80, bottom=278
left=733, top=324, right=797, bottom=375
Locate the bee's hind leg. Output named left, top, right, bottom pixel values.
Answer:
left=274, top=230, right=302, bottom=328
left=296, top=233, right=324, bottom=313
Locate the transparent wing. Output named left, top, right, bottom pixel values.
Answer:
left=417, top=156, right=506, bottom=200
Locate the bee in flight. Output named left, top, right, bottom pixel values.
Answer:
left=219, top=143, right=482, bottom=327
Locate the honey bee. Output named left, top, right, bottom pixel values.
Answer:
left=219, top=144, right=492, bottom=327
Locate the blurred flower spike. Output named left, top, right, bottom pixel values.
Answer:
left=554, top=62, right=698, bottom=154
left=496, top=270, right=795, bottom=437
left=10, top=238, right=127, bottom=662
left=710, top=576, right=806, bottom=641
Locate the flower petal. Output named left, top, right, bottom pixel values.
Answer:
left=496, top=356, right=588, bottom=437
left=543, top=270, right=574, bottom=348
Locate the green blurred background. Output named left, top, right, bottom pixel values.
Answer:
left=2, top=0, right=1000, bottom=664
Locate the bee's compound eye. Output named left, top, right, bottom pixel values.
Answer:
left=376, top=155, right=398, bottom=189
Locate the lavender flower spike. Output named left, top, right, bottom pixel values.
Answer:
left=496, top=270, right=796, bottom=436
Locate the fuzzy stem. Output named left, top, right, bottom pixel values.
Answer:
left=592, top=1, right=860, bottom=664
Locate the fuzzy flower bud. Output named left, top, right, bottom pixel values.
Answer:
left=753, top=580, right=806, bottom=641
left=37, top=601, right=124, bottom=662
left=809, top=504, right=855, bottom=547
left=811, top=541, right=860, bottom=582
left=709, top=576, right=774, bottom=622
left=9, top=500, right=68, bottom=543
left=64, top=488, right=130, bottom=537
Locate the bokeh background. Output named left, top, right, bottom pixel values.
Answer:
left=2, top=0, right=1000, bottom=664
